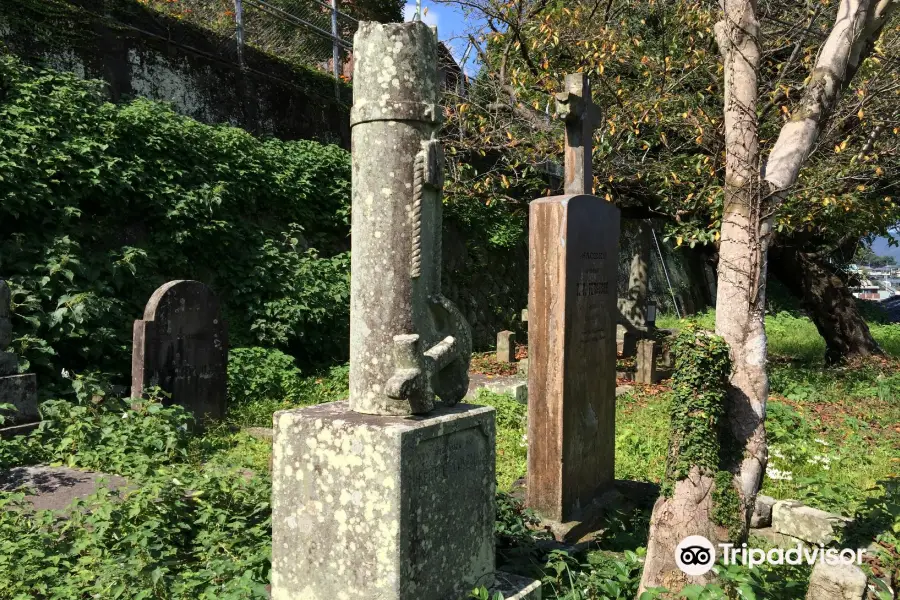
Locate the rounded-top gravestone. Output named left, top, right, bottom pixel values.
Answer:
left=131, top=280, right=228, bottom=422
left=0, top=280, right=16, bottom=376
left=0, top=279, right=11, bottom=349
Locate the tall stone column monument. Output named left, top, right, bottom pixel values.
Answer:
left=527, top=74, right=621, bottom=541
left=271, top=21, right=540, bottom=600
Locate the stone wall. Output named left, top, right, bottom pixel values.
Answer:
left=444, top=215, right=713, bottom=352
left=0, top=0, right=351, bottom=147
left=442, top=218, right=530, bottom=351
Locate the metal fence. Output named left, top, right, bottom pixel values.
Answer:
left=235, top=0, right=357, bottom=85
left=143, top=0, right=358, bottom=97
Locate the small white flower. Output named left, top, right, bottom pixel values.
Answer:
left=766, top=467, right=793, bottom=481
left=61, top=368, right=71, bottom=379
left=814, top=438, right=830, bottom=446
left=121, top=412, right=129, bottom=419
left=770, top=447, right=785, bottom=459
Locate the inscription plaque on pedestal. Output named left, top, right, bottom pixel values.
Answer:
left=527, top=194, right=620, bottom=525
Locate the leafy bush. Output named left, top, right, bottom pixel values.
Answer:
left=0, top=54, right=351, bottom=393
left=0, top=372, right=192, bottom=476
left=0, top=370, right=270, bottom=598
left=227, top=347, right=305, bottom=407
left=0, top=465, right=271, bottom=599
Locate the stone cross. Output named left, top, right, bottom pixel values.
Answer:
left=131, top=280, right=228, bottom=422
left=527, top=77, right=620, bottom=539
left=348, top=21, right=471, bottom=416
left=556, top=73, right=601, bottom=195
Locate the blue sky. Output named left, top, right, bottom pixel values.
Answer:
left=402, top=1, right=479, bottom=74
left=872, top=234, right=900, bottom=260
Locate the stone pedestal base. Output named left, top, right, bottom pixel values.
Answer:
left=272, top=401, right=498, bottom=600
left=534, top=487, right=625, bottom=544
left=491, top=571, right=542, bottom=599
left=0, top=373, right=38, bottom=424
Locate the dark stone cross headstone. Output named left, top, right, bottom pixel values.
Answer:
left=556, top=73, right=602, bottom=195
left=131, top=280, right=228, bottom=422
left=527, top=74, right=620, bottom=539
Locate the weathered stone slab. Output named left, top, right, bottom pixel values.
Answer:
left=527, top=194, right=620, bottom=525
left=131, top=280, right=228, bottom=422
left=751, top=494, right=776, bottom=529
left=490, top=571, right=542, bottom=599
left=497, top=330, right=516, bottom=363
left=0, top=373, right=38, bottom=424
left=518, top=357, right=529, bottom=376
left=773, top=500, right=851, bottom=544
left=805, top=561, right=867, bottom=600
left=635, top=339, right=658, bottom=384
left=0, top=465, right=128, bottom=512
left=483, top=379, right=527, bottom=404
left=272, top=401, right=496, bottom=600
left=467, top=373, right=527, bottom=404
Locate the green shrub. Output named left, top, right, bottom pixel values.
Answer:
left=227, top=347, right=305, bottom=407
left=0, top=465, right=271, bottom=599
left=0, top=371, right=192, bottom=476
left=0, top=54, right=352, bottom=394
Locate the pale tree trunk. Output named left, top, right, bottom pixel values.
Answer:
left=619, top=220, right=652, bottom=329
left=639, top=469, right=725, bottom=593
left=712, top=0, right=769, bottom=534
left=764, top=0, right=898, bottom=199
left=639, top=2, right=765, bottom=594
left=640, top=0, right=897, bottom=593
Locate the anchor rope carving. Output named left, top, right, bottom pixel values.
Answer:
left=411, top=149, right=425, bottom=279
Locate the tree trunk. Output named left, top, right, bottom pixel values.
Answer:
left=638, top=330, right=735, bottom=594
left=641, top=8, right=769, bottom=594
left=763, top=0, right=898, bottom=205
left=769, top=244, right=882, bottom=363
left=619, top=220, right=652, bottom=328
left=713, top=0, right=769, bottom=530
left=639, top=469, right=724, bottom=593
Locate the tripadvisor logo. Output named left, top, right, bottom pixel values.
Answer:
left=675, top=536, right=866, bottom=575
left=675, top=536, right=717, bottom=576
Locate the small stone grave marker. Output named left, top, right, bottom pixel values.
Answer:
left=497, top=330, right=516, bottom=363
left=131, top=280, right=228, bottom=422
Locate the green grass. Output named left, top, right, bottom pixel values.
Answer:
left=470, top=390, right=528, bottom=491
left=653, top=309, right=899, bottom=516
left=658, top=308, right=900, bottom=363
